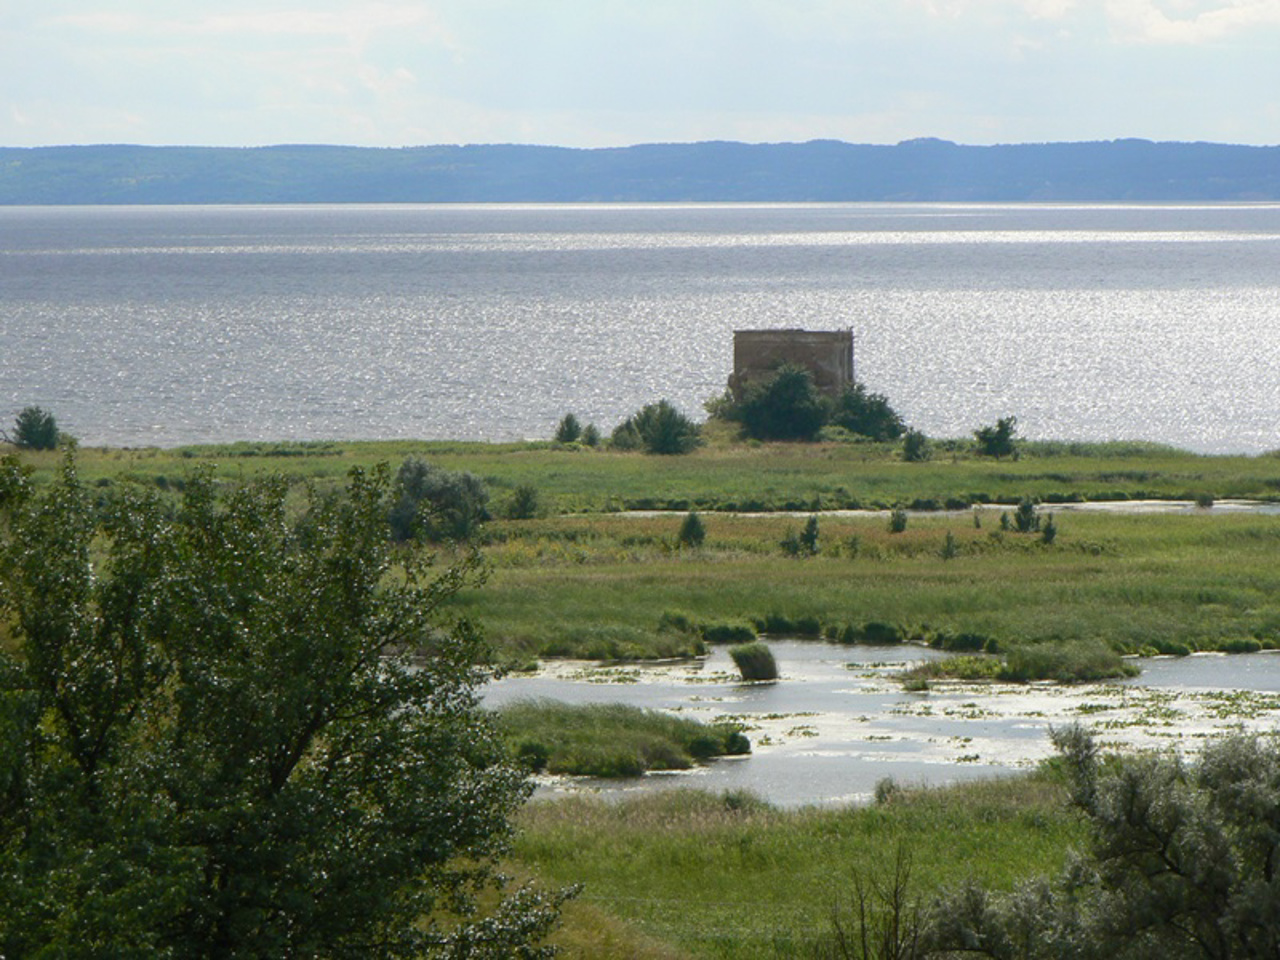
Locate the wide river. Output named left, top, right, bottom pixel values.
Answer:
left=3, top=202, right=1279, bottom=452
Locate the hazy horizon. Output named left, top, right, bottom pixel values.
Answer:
left=6, top=2, right=1280, bottom=151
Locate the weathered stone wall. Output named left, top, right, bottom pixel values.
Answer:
left=730, top=329, right=853, bottom=398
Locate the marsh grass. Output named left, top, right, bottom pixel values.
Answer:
left=1000, top=639, right=1139, bottom=682
left=898, top=640, right=1138, bottom=685
left=15, top=442, right=1280, bottom=664
left=15, top=438, right=1280, bottom=514
left=728, top=642, right=779, bottom=681
left=459, top=511, right=1280, bottom=662
left=496, top=700, right=749, bottom=778
left=513, top=772, right=1082, bottom=959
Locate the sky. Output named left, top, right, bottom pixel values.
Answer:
left=3, top=0, right=1278, bottom=149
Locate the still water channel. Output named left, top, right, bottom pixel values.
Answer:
left=484, top=641, right=1280, bottom=807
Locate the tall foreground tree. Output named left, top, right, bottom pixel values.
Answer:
left=0, top=455, right=565, bottom=958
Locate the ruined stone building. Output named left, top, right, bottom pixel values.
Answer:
left=729, top=329, right=854, bottom=399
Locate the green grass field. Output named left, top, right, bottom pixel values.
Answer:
left=516, top=772, right=1084, bottom=959
left=12, top=438, right=1280, bottom=664
left=18, top=432, right=1280, bottom=514
left=456, top=509, right=1280, bottom=662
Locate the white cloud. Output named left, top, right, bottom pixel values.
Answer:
left=1104, top=0, right=1280, bottom=43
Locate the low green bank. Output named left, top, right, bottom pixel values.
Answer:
left=496, top=701, right=750, bottom=778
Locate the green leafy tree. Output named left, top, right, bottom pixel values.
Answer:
left=1041, top=513, right=1058, bottom=545
left=389, top=456, right=491, bottom=541
left=829, top=383, right=905, bottom=441
left=580, top=423, right=601, bottom=447
left=800, top=514, right=821, bottom=555
left=1013, top=495, right=1040, bottom=533
left=888, top=508, right=908, bottom=534
left=729, top=364, right=829, bottom=441
left=506, top=483, right=540, bottom=520
left=6, top=406, right=60, bottom=450
left=677, top=510, right=706, bottom=549
left=902, top=429, right=930, bottom=463
left=941, top=530, right=958, bottom=561
left=0, top=454, right=566, bottom=958
left=553, top=413, right=582, bottom=444
left=611, top=400, right=701, bottom=455
left=974, top=416, right=1018, bottom=459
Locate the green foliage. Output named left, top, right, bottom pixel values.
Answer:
left=8, top=406, right=59, bottom=450
left=801, top=514, right=821, bottom=555
left=515, top=774, right=1082, bottom=959
left=496, top=700, right=749, bottom=778
left=554, top=412, right=582, bottom=444
left=828, top=383, right=906, bottom=441
left=974, top=416, right=1018, bottom=458
left=928, top=728, right=1280, bottom=960
left=1013, top=495, right=1040, bottom=533
left=727, top=364, right=829, bottom=441
left=580, top=422, right=601, bottom=447
left=729, top=641, right=779, bottom=681
left=941, top=530, right=958, bottom=560
left=899, top=656, right=1004, bottom=684
left=1041, top=512, right=1058, bottom=544
left=389, top=455, right=491, bottom=541
left=779, top=518, right=820, bottom=558
left=902, top=428, right=931, bottom=462
left=0, top=455, right=565, bottom=957
left=506, top=483, right=541, bottom=520
left=611, top=400, right=701, bottom=455
left=998, top=640, right=1138, bottom=683
left=677, top=509, right=706, bottom=549
left=889, top=508, right=908, bottom=534
left=699, top=620, right=757, bottom=645
left=781, top=527, right=804, bottom=557
left=35, top=435, right=1280, bottom=517
left=713, top=366, right=907, bottom=444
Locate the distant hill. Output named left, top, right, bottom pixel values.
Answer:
left=2, top=139, right=1278, bottom=204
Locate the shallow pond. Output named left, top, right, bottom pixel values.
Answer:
left=485, top=642, right=1280, bottom=807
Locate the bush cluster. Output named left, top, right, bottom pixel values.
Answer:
left=611, top=400, right=701, bottom=455
left=6, top=406, right=60, bottom=450
left=921, top=728, right=1280, bottom=959
left=553, top=412, right=600, bottom=446
left=388, top=456, right=490, bottom=541
left=710, top=364, right=906, bottom=442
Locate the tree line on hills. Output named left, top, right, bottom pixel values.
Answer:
left=3, top=138, right=1279, bottom=204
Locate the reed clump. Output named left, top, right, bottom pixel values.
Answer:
left=728, top=641, right=779, bottom=681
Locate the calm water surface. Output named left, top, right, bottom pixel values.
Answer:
left=3, top=202, right=1279, bottom=451
left=486, top=642, right=1280, bottom=807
